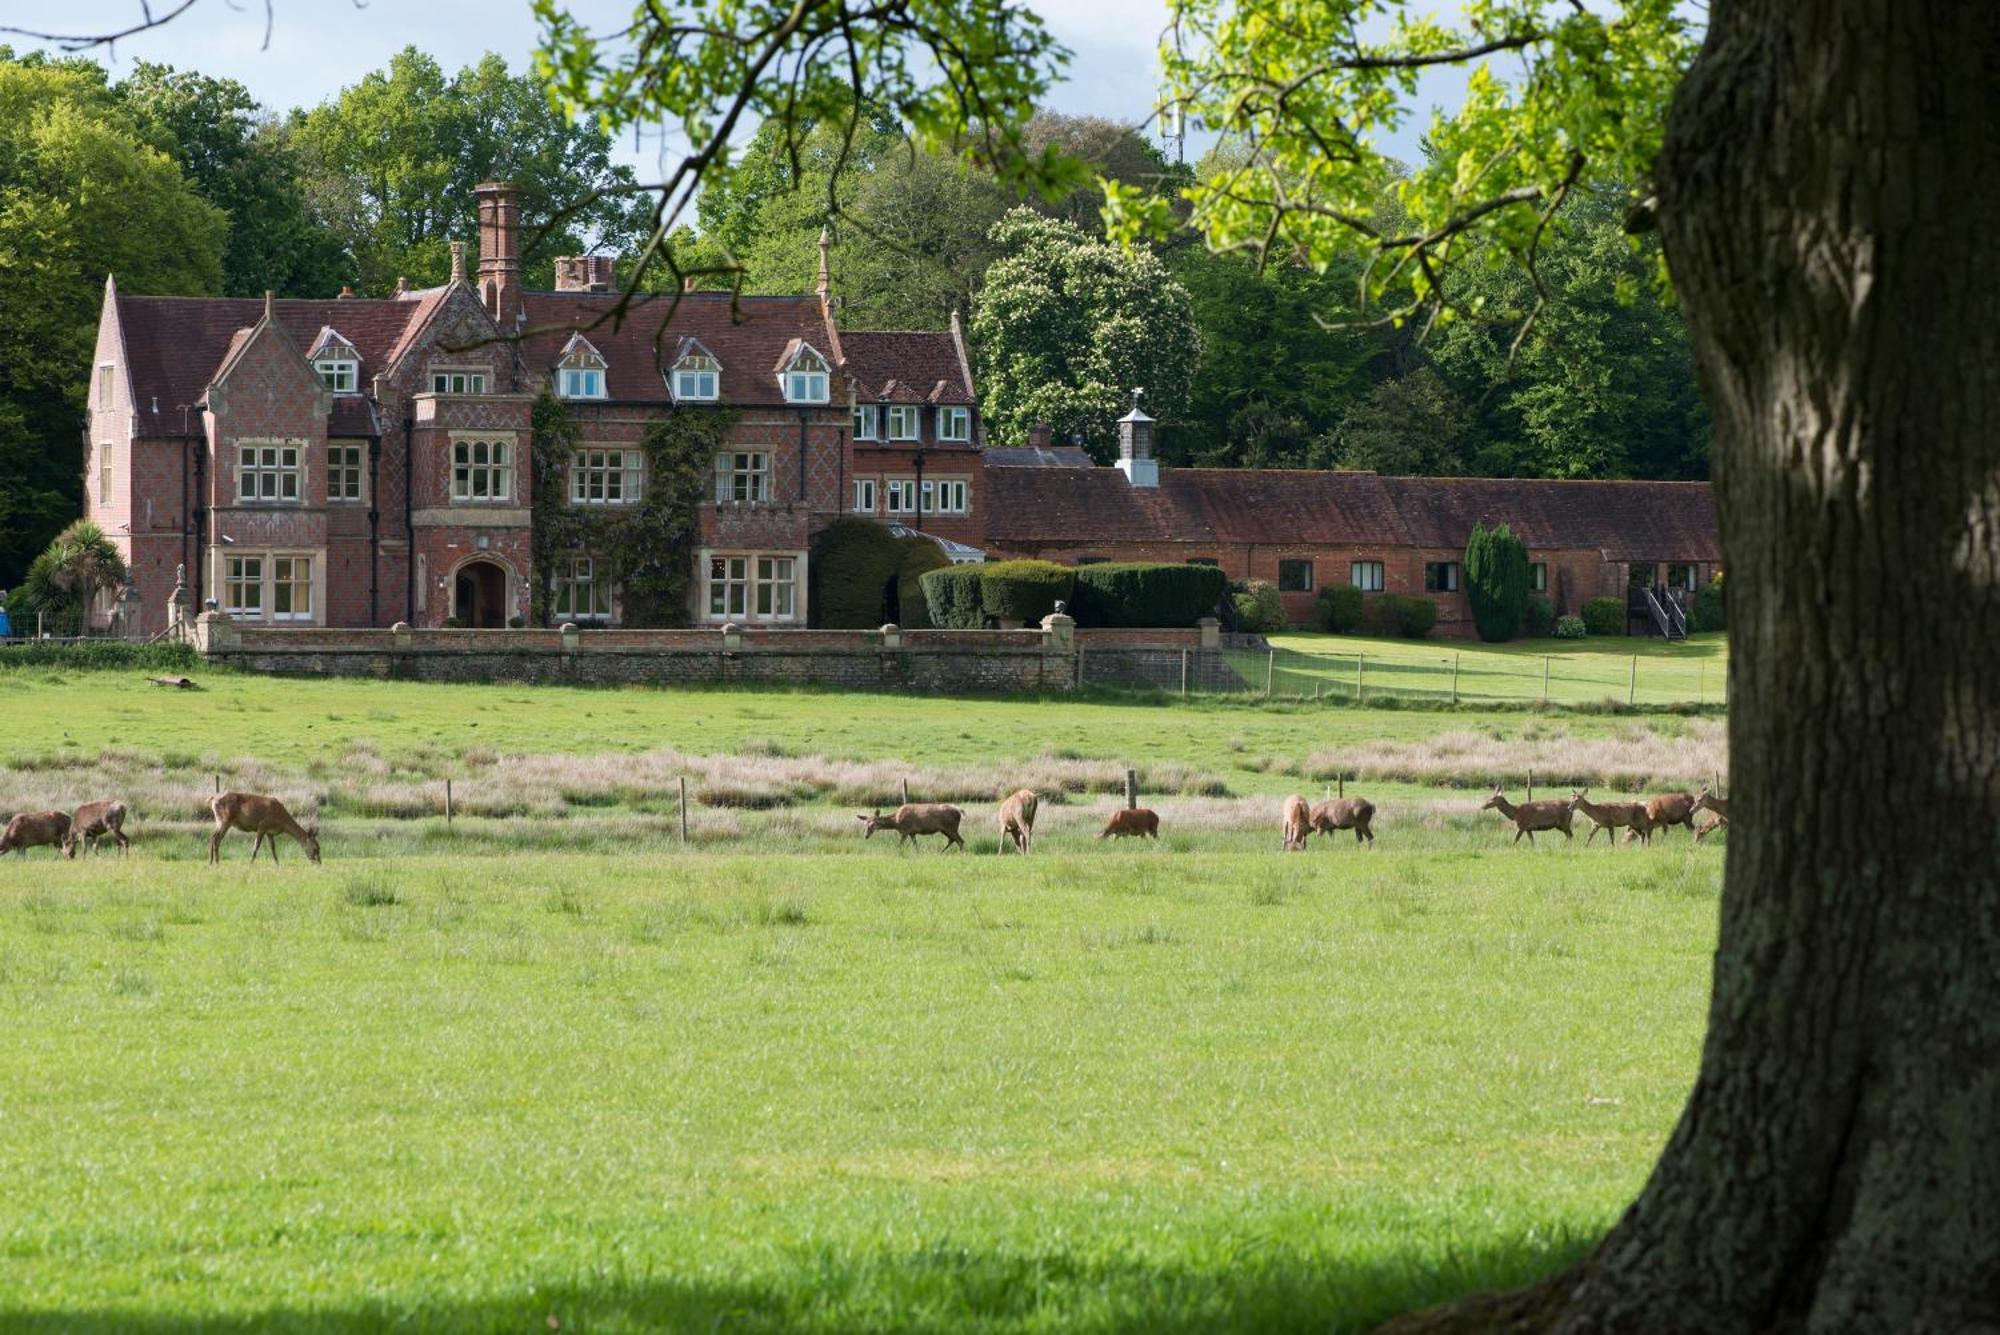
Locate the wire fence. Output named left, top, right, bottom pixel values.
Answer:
left=1080, top=643, right=1727, bottom=709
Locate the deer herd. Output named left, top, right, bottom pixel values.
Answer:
left=2, top=781, right=1725, bottom=864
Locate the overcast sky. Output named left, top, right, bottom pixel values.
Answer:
left=14, top=0, right=1444, bottom=173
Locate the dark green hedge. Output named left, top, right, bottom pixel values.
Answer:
left=979, top=560, right=1074, bottom=624
left=0, top=640, right=199, bottom=671
left=1464, top=521, right=1530, bottom=642
left=1315, top=585, right=1364, bottom=633
left=1583, top=596, right=1627, bottom=637
left=810, top=519, right=906, bottom=628
left=1231, top=579, right=1287, bottom=633
left=1525, top=594, right=1557, bottom=637
left=1692, top=579, right=1725, bottom=632
left=1363, top=594, right=1437, bottom=638
left=1069, top=562, right=1227, bottom=628
left=919, top=565, right=987, bottom=628
left=895, top=542, right=951, bottom=629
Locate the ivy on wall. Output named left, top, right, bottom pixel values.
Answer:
left=529, top=393, right=737, bottom=626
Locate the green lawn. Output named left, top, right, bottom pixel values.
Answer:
left=1258, top=633, right=1729, bottom=707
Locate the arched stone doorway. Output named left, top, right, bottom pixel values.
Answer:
left=453, top=559, right=508, bottom=628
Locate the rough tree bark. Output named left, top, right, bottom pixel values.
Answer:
left=1386, top=3, right=2000, bottom=1332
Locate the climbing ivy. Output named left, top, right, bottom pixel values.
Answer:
left=529, top=393, right=736, bottom=626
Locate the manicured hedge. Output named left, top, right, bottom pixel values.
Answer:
left=1583, top=596, right=1627, bottom=637
left=1230, top=579, right=1287, bottom=633
left=1692, top=578, right=1725, bottom=632
left=1315, top=584, right=1364, bottom=633
left=894, top=541, right=951, bottom=630
left=810, top=519, right=904, bottom=628
left=1525, top=594, right=1557, bottom=637
left=0, top=640, right=199, bottom=671
left=1385, top=594, right=1437, bottom=638
left=1464, top=521, right=1531, bottom=642
left=919, top=565, right=987, bottom=628
left=1069, top=562, right=1227, bottom=628
left=979, top=560, right=1074, bottom=624
left=1554, top=615, right=1588, bottom=639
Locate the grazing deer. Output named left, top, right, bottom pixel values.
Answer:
left=1644, top=791, right=1701, bottom=838
left=64, top=799, right=129, bottom=858
left=857, top=803, right=966, bottom=850
left=1481, top=787, right=1574, bottom=844
left=1694, top=786, right=1729, bottom=842
left=998, top=789, right=1039, bottom=854
left=1569, top=790, right=1653, bottom=845
left=209, top=792, right=321, bottom=865
left=1696, top=813, right=1727, bottom=843
left=1310, top=797, right=1376, bottom=845
left=1098, top=807, right=1159, bottom=840
left=1, top=810, right=72, bottom=858
left=1282, top=795, right=1312, bottom=850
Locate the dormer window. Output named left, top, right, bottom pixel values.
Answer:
left=779, top=345, right=830, bottom=403
left=672, top=354, right=720, bottom=402
left=307, top=327, right=360, bottom=395
left=938, top=406, right=971, bottom=442
left=556, top=333, right=609, bottom=400
left=886, top=405, right=920, bottom=441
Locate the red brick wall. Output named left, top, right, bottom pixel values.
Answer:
left=845, top=442, right=984, bottom=549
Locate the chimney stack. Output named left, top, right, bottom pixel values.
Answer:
left=473, top=181, right=522, bottom=327
left=554, top=255, right=617, bottom=293
left=1115, top=388, right=1158, bottom=487
left=1028, top=421, right=1053, bottom=450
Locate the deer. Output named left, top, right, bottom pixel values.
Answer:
left=1282, top=794, right=1312, bottom=850
left=63, top=799, right=129, bottom=858
left=1, top=810, right=72, bottom=858
left=1311, top=796, right=1376, bottom=845
left=1569, top=790, right=1654, bottom=846
left=1098, top=807, right=1159, bottom=840
left=209, top=792, right=321, bottom=865
left=1481, top=786, right=1574, bottom=844
left=1694, top=785, right=1730, bottom=842
left=1644, top=790, right=1701, bottom=838
left=857, top=803, right=966, bottom=850
left=998, top=789, right=1039, bottom=854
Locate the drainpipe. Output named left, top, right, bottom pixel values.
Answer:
left=189, top=410, right=207, bottom=613
left=403, top=414, right=415, bottom=622
left=367, top=434, right=382, bottom=625
left=796, top=407, right=809, bottom=505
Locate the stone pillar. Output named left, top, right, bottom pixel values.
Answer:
left=720, top=622, right=743, bottom=652
left=1040, top=610, right=1078, bottom=692
left=879, top=622, right=902, bottom=650
left=1197, top=616, right=1221, bottom=649
left=193, top=609, right=236, bottom=656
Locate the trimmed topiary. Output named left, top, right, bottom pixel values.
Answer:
left=1692, top=577, right=1725, bottom=632
left=894, top=539, right=951, bottom=629
left=1554, top=614, right=1588, bottom=639
left=1464, top=521, right=1531, bottom=642
left=1230, top=579, right=1288, bottom=633
left=1069, top=562, right=1228, bottom=627
left=1316, top=584, right=1364, bottom=633
left=919, top=565, right=987, bottom=628
left=1525, top=594, right=1556, bottom=637
left=979, top=560, right=1075, bottom=625
left=1386, top=594, right=1437, bottom=638
left=1583, top=596, right=1627, bottom=637
left=809, top=518, right=907, bottom=628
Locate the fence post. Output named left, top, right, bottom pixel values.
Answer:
left=1356, top=652, right=1365, bottom=704
left=1451, top=653, right=1460, bottom=705
left=445, top=778, right=453, bottom=825
left=1125, top=769, right=1138, bottom=809
left=1180, top=648, right=1189, bottom=698
left=679, top=776, right=689, bottom=844
left=1698, top=661, right=1705, bottom=705
left=1265, top=649, right=1275, bottom=698
left=901, top=777, right=910, bottom=806
left=1528, top=767, right=1534, bottom=801
left=1629, top=654, right=1638, bottom=706
left=213, top=773, right=220, bottom=794
left=1338, top=773, right=1345, bottom=799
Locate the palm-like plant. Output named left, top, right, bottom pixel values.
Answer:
left=17, top=520, right=127, bottom=636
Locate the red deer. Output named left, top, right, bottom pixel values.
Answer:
left=63, top=800, right=129, bottom=858
left=1569, top=790, right=1654, bottom=845
left=857, top=803, right=966, bottom=850
left=1281, top=795, right=1312, bottom=850
left=1311, top=797, right=1376, bottom=845
left=998, top=789, right=1039, bottom=854
left=209, top=792, right=321, bottom=865
left=1696, top=813, right=1727, bottom=843
left=1098, top=807, right=1159, bottom=840
left=1, top=810, right=71, bottom=858
left=1644, top=790, right=1700, bottom=838
left=1694, top=786, right=1729, bottom=842
left=1481, top=787, right=1574, bottom=844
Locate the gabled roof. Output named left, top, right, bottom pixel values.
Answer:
left=558, top=331, right=606, bottom=365
left=307, top=326, right=357, bottom=359
left=773, top=338, right=831, bottom=374
left=841, top=330, right=974, bottom=405
left=670, top=336, right=719, bottom=365
left=518, top=290, right=833, bottom=403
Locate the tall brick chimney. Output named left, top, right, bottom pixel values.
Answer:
left=473, top=181, right=522, bottom=328
left=1028, top=421, right=1053, bottom=449
left=554, top=255, right=616, bottom=293
left=1115, top=388, right=1158, bottom=487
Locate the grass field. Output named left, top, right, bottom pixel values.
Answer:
left=1254, top=632, right=1729, bottom=707
left=0, top=667, right=1725, bottom=1331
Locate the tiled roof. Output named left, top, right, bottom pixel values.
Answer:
left=518, top=290, right=833, bottom=403
left=117, top=294, right=428, bottom=423
left=984, top=445, right=1097, bottom=469
left=986, top=466, right=1718, bottom=558
left=840, top=330, right=973, bottom=404
left=329, top=397, right=381, bottom=437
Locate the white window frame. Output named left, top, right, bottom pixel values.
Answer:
left=885, top=479, right=917, bottom=515
left=558, top=366, right=606, bottom=400
left=236, top=440, right=304, bottom=504
left=707, top=555, right=748, bottom=619
left=570, top=447, right=643, bottom=506
left=430, top=368, right=488, bottom=395
left=853, top=404, right=879, bottom=441
left=886, top=405, right=921, bottom=441
left=714, top=451, right=770, bottom=504
left=1531, top=561, right=1549, bottom=592
left=270, top=555, right=313, bottom=622
left=853, top=478, right=877, bottom=514
left=1350, top=560, right=1386, bottom=593
left=98, top=442, right=112, bottom=505
left=780, top=348, right=831, bottom=404
left=755, top=555, right=797, bottom=621
left=937, top=406, right=970, bottom=442
left=97, top=364, right=115, bottom=410
left=672, top=355, right=720, bottom=402
left=315, top=357, right=359, bottom=394
left=922, top=478, right=969, bottom=516
left=327, top=444, right=366, bottom=504
left=224, top=554, right=264, bottom=618
left=451, top=436, right=514, bottom=502
left=553, top=555, right=614, bottom=623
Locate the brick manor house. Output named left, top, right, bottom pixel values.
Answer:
left=84, top=183, right=1718, bottom=639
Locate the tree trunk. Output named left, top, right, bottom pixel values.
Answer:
left=1386, top=4, right=2000, bottom=1332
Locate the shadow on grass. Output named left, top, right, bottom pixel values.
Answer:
left=0, top=1232, right=1590, bottom=1333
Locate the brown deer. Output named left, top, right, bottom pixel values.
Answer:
left=1311, top=796, right=1376, bottom=845
left=1, top=810, right=71, bottom=858
left=998, top=789, right=1039, bottom=854
left=857, top=803, right=966, bottom=850
left=1569, top=790, right=1654, bottom=845
left=63, top=799, right=129, bottom=858
left=209, top=792, right=321, bottom=864
left=1098, top=807, right=1159, bottom=840
left=1694, top=785, right=1729, bottom=842
left=1644, top=790, right=1701, bottom=838
left=1282, top=794, right=1312, bottom=850
left=1481, top=787, right=1574, bottom=844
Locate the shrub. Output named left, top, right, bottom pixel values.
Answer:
left=0, top=640, right=199, bottom=671
left=1385, top=594, right=1437, bottom=638
left=1230, top=579, right=1288, bottom=633
left=919, top=565, right=986, bottom=628
left=1315, top=584, right=1364, bottom=633
left=979, top=560, right=1074, bottom=624
left=894, top=539, right=950, bottom=629
left=1583, top=596, right=1627, bottom=637
left=810, top=518, right=906, bottom=628
left=1464, top=521, right=1531, bottom=642
left=507, top=615, right=526, bottom=629
left=1555, top=615, right=1588, bottom=639
left=1692, top=577, right=1726, bottom=632
left=1069, top=562, right=1228, bottom=627
left=442, top=616, right=465, bottom=628
left=1525, top=594, right=1557, bottom=637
